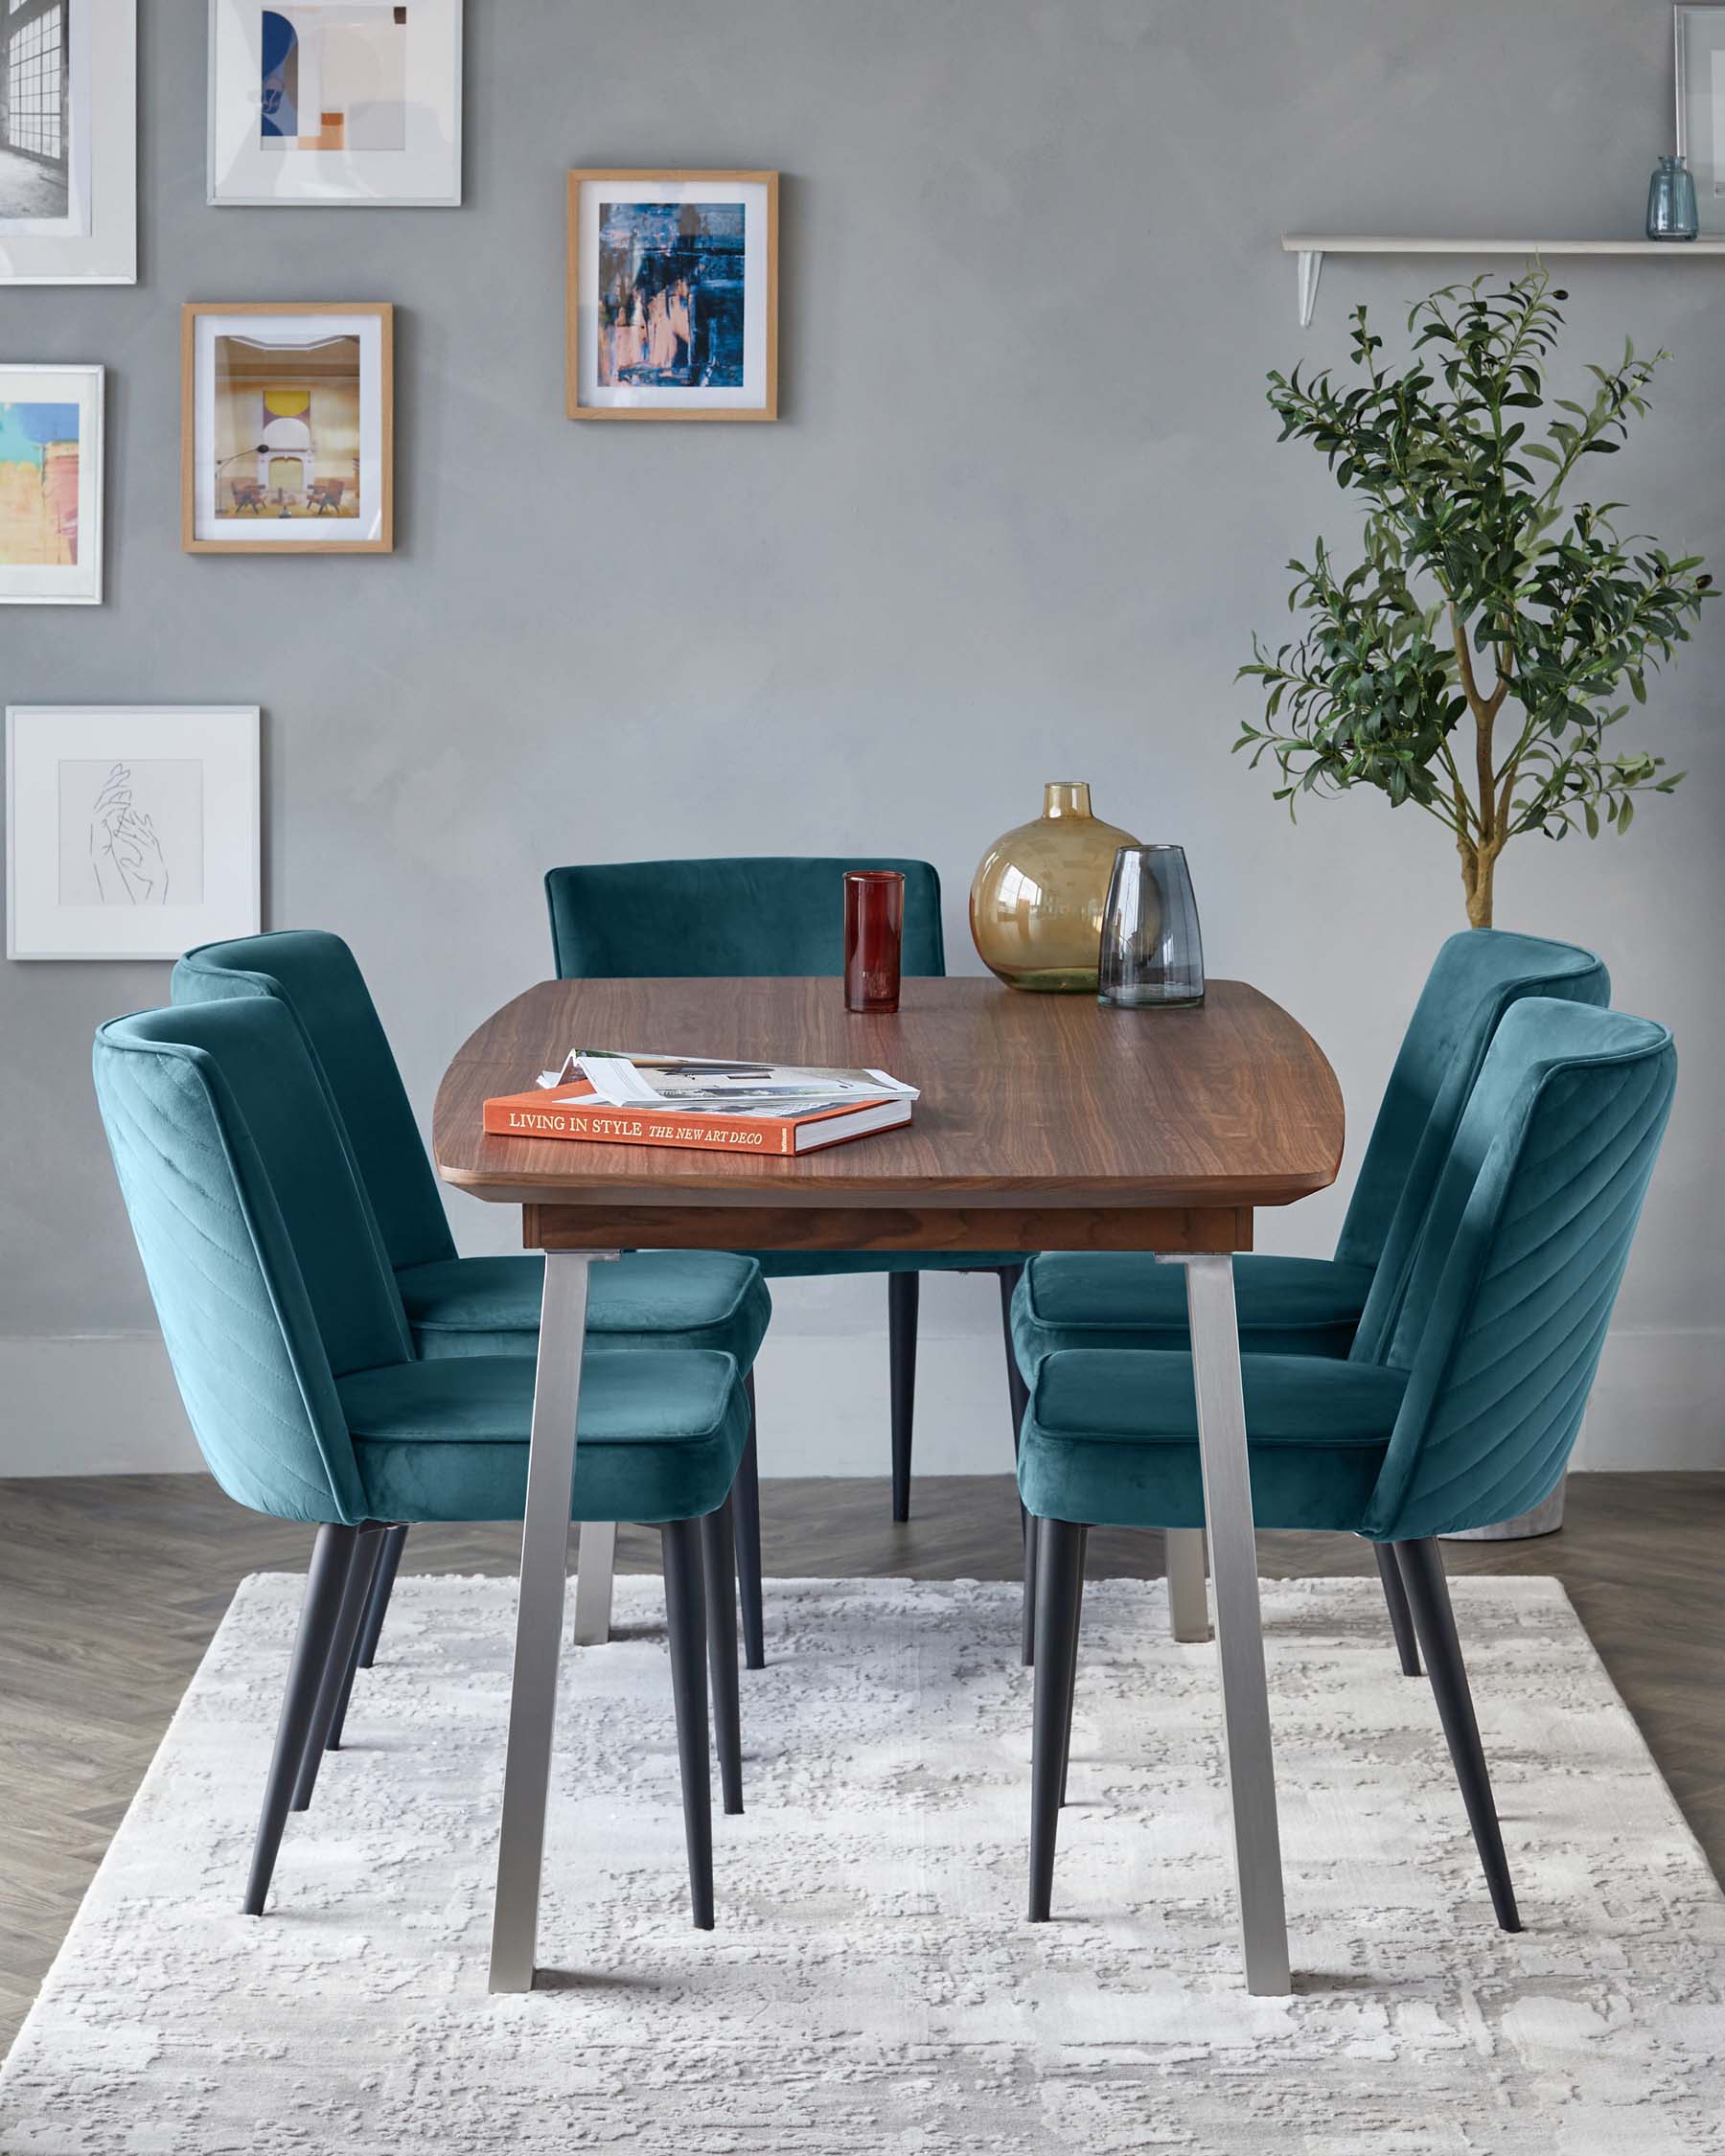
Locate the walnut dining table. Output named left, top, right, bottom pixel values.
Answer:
left=432, top=974, right=1345, bottom=1998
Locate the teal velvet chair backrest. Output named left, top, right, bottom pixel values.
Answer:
left=93, top=998, right=410, bottom=1525
left=172, top=929, right=457, bottom=1277
left=1361, top=998, right=1675, bottom=1542
left=1340, top=929, right=1608, bottom=1361
left=544, top=858, right=947, bottom=979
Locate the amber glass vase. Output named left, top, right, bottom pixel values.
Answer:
left=968, top=781, right=1140, bottom=992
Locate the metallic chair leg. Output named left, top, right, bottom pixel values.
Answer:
left=1373, top=1540, right=1422, bottom=1677
left=1058, top=1525, right=1089, bottom=1806
left=571, top=1522, right=618, bottom=1647
left=1027, top=1518, right=1086, bottom=1920
left=290, top=1524, right=384, bottom=1809
left=243, top=1523, right=356, bottom=1916
left=1394, top=1538, right=1521, bottom=1933
left=1166, top=1527, right=1211, bottom=1643
left=735, top=1375, right=766, bottom=1670
left=661, top=1518, right=715, bottom=1930
left=355, top=1522, right=408, bottom=1670
left=1168, top=1250, right=1290, bottom=1996
left=700, top=1497, right=744, bottom=1815
left=489, top=1250, right=606, bottom=1995
left=888, top=1273, right=919, bottom=1523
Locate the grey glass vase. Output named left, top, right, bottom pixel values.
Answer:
left=1096, top=845, right=1204, bottom=1008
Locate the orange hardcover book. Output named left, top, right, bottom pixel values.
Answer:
left=482, top=1076, right=913, bottom=1157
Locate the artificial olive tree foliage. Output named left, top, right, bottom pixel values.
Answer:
left=1238, top=268, right=1712, bottom=927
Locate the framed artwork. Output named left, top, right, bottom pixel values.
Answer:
left=565, top=170, right=779, bottom=422
left=6, top=704, right=261, bottom=960
left=181, top=302, right=394, bottom=553
left=0, top=0, right=135, bottom=285
left=0, top=364, right=103, bottom=605
left=1675, top=6, right=1725, bottom=229
left=208, top=0, right=462, bottom=206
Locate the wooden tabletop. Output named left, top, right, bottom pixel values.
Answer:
left=432, top=977, right=1343, bottom=1257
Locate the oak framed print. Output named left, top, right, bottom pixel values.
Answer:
left=6, top=704, right=261, bottom=961
left=208, top=0, right=462, bottom=206
left=0, top=364, right=103, bottom=604
left=565, top=170, right=779, bottom=422
left=181, top=302, right=394, bottom=553
left=0, top=0, right=136, bottom=285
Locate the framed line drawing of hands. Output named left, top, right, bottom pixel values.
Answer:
left=6, top=705, right=260, bottom=960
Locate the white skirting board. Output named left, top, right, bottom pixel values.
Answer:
left=0, top=1318, right=1721, bottom=1477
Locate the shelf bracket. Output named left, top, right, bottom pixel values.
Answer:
left=1296, top=247, right=1322, bottom=328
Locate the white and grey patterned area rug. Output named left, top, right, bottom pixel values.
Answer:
left=2, top=1574, right=1721, bottom=2154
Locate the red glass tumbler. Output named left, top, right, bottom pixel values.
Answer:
left=843, top=870, right=904, bottom=1014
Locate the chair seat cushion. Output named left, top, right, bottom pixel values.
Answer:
left=1012, top=1251, right=1374, bottom=1368
left=745, top=1250, right=1020, bottom=1279
left=1018, top=1350, right=1409, bottom=1533
left=339, top=1349, right=748, bottom=1525
left=397, top=1251, right=770, bottom=1365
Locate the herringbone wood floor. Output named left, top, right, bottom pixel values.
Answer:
left=2, top=1470, right=1721, bottom=2057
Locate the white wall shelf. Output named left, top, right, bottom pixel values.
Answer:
left=1281, top=234, right=1725, bottom=326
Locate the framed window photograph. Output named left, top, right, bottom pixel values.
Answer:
left=0, top=364, right=103, bottom=604
left=181, top=302, right=393, bottom=553
left=208, top=0, right=462, bottom=207
left=6, top=704, right=261, bottom=960
left=565, top=170, right=779, bottom=422
left=0, top=0, right=135, bottom=285
left=1676, top=4, right=1725, bottom=229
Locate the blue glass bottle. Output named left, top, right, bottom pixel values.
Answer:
left=1647, top=154, right=1698, bottom=241
left=1096, top=846, right=1205, bottom=1008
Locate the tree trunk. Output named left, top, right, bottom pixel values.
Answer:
left=1460, top=840, right=1496, bottom=929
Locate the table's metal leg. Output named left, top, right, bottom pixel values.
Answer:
left=1163, top=1250, right=1290, bottom=1996
left=489, top=1250, right=610, bottom=1994
left=1165, top=1528, right=1210, bottom=1642
left=572, top=1524, right=618, bottom=1646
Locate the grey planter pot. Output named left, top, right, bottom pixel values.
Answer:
left=1439, top=1476, right=1567, bottom=1542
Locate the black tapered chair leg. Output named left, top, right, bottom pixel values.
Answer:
left=1028, top=1518, right=1086, bottom=1921
left=1373, top=1539, right=1421, bottom=1677
left=243, top=1524, right=356, bottom=1915
left=290, top=1524, right=384, bottom=1812
left=1058, top=1525, right=1089, bottom=1806
left=321, top=1535, right=388, bottom=1751
left=888, top=1273, right=919, bottom=1523
left=1394, top=1537, right=1521, bottom=1933
left=736, top=1375, right=765, bottom=1670
left=355, top=1522, right=408, bottom=1670
left=1021, top=1513, right=1039, bottom=1666
left=661, top=1518, right=715, bottom=1930
left=700, top=1497, right=744, bottom=1816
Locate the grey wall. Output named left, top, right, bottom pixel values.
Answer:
left=3, top=0, right=1721, bottom=1475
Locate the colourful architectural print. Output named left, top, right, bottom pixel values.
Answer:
left=0, top=398, right=79, bottom=564
left=261, top=4, right=407, bottom=151
left=597, top=200, right=746, bottom=389
left=212, top=334, right=360, bottom=518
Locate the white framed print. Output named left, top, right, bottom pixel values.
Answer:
left=6, top=705, right=261, bottom=961
left=1675, top=5, right=1725, bottom=229
left=0, top=365, right=103, bottom=604
left=182, top=303, right=393, bottom=553
left=565, top=170, right=779, bottom=421
left=208, top=0, right=462, bottom=206
left=0, top=0, right=136, bottom=286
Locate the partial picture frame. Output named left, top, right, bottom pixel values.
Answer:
left=566, top=169, right=779, bottom=422
left=0, top=0, right=135, bottom=285
left=208, top=0, right=462, bottom=207
left=181, top=302, right=394, bottom=554
left=1676, top=5, right=1725, bottom=230
left=6, top=704, right=261, bottom=961
left=0, top=364, right=104, bottom=605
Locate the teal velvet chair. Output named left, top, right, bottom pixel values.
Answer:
left=544, top=857, right=1025, bottom=1527
left=1018, top=998, right=1676, bottom=1934
left=172, top=929, right=772, bottom=1669
left=95, top=996, right=750, bottom=1927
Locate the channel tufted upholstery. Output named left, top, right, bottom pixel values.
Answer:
left=1011, top=929, right=1609, bottom=1373
left=172, top=930, right=770, bottom=1368
left=1017, top=998, right=1675, bottom=1543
